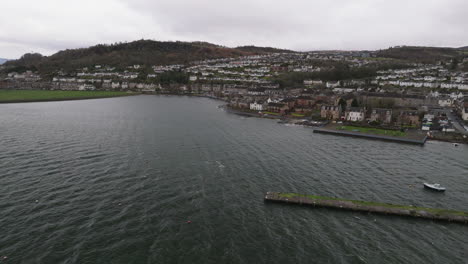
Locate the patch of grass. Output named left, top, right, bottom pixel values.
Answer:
left=338, top=125, right=406, bottom=137
left=262, top=111, right=280, bottom=116
left=291, top=113, right=305, bottom=117
left=0, top=90, right=131, bottom=103
left=278, top=193, right=468, bottom=217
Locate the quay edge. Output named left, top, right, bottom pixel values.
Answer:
left=264, top=192, right=468, bottom=224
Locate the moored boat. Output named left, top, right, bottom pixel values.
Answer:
left=423, top=183, right=446, bottom=192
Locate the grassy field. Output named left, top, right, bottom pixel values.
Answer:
left=338, top=125, right=406, bottom=137
left=278, top=193, right=468, bottom=217
left=0, top=90, right=131, bottom=103
left=291, top=113, right=305, bottom=117
left=262, top=111, right=281, bottom=116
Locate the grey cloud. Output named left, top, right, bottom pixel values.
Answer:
left=1, top=0, right=467, bottom=58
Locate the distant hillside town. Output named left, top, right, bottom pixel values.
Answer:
left=1, top=41, right=468, bottom=135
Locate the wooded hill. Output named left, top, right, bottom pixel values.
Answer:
left=4, top=40, right=293, bottom=73
left=377, top=46, right=467, bottom=63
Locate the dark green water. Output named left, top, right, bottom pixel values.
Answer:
left=0, top=95, right=467, bottom=264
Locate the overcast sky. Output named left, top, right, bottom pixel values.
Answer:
left=1, top=0, right=467, bottom=58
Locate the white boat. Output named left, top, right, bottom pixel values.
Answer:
left=423, top=183, right=446, bottom=192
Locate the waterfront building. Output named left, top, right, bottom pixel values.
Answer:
left=321, top=105, right=342, bottom=120
left=250, top=101, right=265, bottom=111
left=369, top=108, right=393, bottom=124
left=345, top=107, right=366, bottom=122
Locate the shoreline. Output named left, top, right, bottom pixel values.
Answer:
left=0, top=92, right=139, bottom=104
left=2, top=91, right=466, bottom=145
left=223, top=106, right=468, bottom=145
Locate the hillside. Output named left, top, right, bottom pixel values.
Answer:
left=376, top=46, right=465, bottom=63
left=0, top=58, right=8, bottom=65
left=4, top=40, right=285, bottom=73
left=235, top=45, right=294, bottom=54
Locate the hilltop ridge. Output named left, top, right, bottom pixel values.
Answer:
left=4, top=40, right=293, bottom=73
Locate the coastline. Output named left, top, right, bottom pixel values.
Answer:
left=313, top=127, right=427, bottom=145
left=2, top=91, right=466, bottom=145
left=222, top=105, right=467, bottom=145
left=0, top=91, right=139, bottom=104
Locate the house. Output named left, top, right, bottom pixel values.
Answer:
left=267, top=97, right=280, bottom=104
left=345, top=107, right=366, bottom=122
left=296, top=96, right=314, bottom=107
left=456, top=96, right=468, bottom=121
left=333, top=88, right=355, bottom=94
left=247, top=88, right=266, bottom=96
left=369, top=109, right=393, bottom=124
left=438, top=97, right=453, bottom=107
left=267, top=103, right=289, bottom=114
left=462, top=107, right=468, bottom=121
left=280, top=98, right=296, bottom=109
left=294, top=106, right=314, bottom=114
left=111, top=82, right=120, bottom=89
left=78, top=84, right=96, bottom=91
left=326, top=81, right=340, bottom=88
left=398, top=111, right=421, bottom=126
left=321, top=105, right=342, bottom=120
left=250, top=101, right=265, bottom=111
left=304, top=80, right=323, bottom=87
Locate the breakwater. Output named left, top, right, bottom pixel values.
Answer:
left=313, top=128, right=427, bottom=145
left=264, top=192, right=468, bottom=224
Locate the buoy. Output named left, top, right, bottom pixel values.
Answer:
left=186, top=220, right=192, bottom=224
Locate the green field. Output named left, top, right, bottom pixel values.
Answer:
left=338, top=125, right=406, bottom=137
left=0, top=90, right=131, bottom=103
left=291, top=113, right=305, bottom=117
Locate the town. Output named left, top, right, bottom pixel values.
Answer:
left=1, top=48, right=468, bottom=143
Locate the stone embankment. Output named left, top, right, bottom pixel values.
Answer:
left=265, top=192, right=468, bottom=224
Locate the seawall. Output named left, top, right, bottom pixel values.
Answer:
left=313, top=128, right=427, bottom=145
left=264, top=192, right=468, bottom=224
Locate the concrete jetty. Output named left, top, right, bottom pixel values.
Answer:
left=264, top=192, right=468, bottom=224
left=313, top=128, right=427, bottom=145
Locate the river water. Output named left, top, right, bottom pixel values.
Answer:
left=0, top=95, right=467, bottom=263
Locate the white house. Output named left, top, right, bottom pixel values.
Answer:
left=111, top=82, right=120, bottom=89
left=333, top=88, right=355, bottom=94
left=78, top=84, right=96, bottom=91
left=345, top=107, right=366, bottom=122
left=459, top=84, right=468, bottom=90
left=250, top=101, right=264, bottom=111
left=438, top=97, right=453, bottom=107
left=462, top=107, right=468, bottom=121
left=267, top=97, right=280, bottom=104
left=326, top=81, right=340, bottom=88
left=304, top=80, right=323, bottom=86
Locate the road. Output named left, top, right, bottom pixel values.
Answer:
left=444, top=109, right=468, bottom=135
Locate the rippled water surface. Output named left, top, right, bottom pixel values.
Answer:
left=0, top=95, right=467, bottom=264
